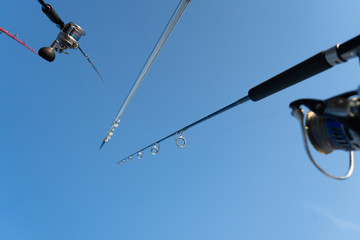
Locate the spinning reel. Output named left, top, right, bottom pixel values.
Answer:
left=290, top=88, right=360, bottom=179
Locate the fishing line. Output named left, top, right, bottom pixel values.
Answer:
left=215, top=108, right=289, bottom=134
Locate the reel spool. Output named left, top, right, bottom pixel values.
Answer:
left=56, top=22, right=85, bottom=51
left=290, top=89, right=360, bottom=179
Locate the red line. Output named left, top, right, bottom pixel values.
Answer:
left=0, top=26, right=38, bottom=55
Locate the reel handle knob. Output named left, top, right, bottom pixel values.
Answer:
left=38, top=46, right=55, bottom=62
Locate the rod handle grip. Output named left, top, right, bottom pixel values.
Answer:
left=248, top=51, right=332, bottom=101
left=41, top=4, right=65, bottom=29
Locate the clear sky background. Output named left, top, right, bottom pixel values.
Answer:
left=1, top=0, right=360, bottom=239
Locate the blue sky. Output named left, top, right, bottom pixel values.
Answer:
left=1, top=0, right=360, bottom=239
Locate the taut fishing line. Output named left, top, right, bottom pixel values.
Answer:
left=215, top=109, right=289, bottom=134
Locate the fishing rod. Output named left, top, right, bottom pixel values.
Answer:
left=0, top=27, right=38, bottom=55
left=100, top=0, right=192, bottom=149
left=117, top=95, right=250, bottom=164
left=116, top=33, right=360, bottom=165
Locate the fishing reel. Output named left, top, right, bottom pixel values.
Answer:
left=37, top=1, right=105, bottom=83
left=290, top=88, right=360, bottom=179
left=37, top=1, right=86, bottom=62
left=39, top=22, right=86, bottom=62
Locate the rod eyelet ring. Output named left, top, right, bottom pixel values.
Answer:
left=128, top=156, right=133, bottom=161
left=151, top=143, right=160, bottom=155
left=175, top=131, right=187, bottom=148
left=137, top=152, right=143, bottom=159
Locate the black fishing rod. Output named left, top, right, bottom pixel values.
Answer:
left=117, top=33, right=360, bottom=164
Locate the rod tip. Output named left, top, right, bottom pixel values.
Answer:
left=100, top=140, right=106, bottom=150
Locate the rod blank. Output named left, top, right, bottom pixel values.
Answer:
left=119, top=96, right=250, bottom=162
left=78, top=46, right=106, bottom=85
left=100, top=0, right=191, bottom=149
left=0, top=27, right=38, bottom=55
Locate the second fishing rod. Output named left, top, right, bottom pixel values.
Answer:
left=117, top=33, right=360, bottom=164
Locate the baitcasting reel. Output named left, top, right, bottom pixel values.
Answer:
left=37, top=0, right=86, bottom=62
left=39, top=22, right=86, bottom=62
left=36, top=0, right=105, bottom=83
left=290, top=88, right=360, bottom=180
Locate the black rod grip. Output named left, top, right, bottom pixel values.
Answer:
left=38, top=0, right=48, bottom=9
left=337, top=34, right=360, bottom=58
left=248, top=51, right=332, bottom=101
left=41, top=4, right=65, bottom=29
